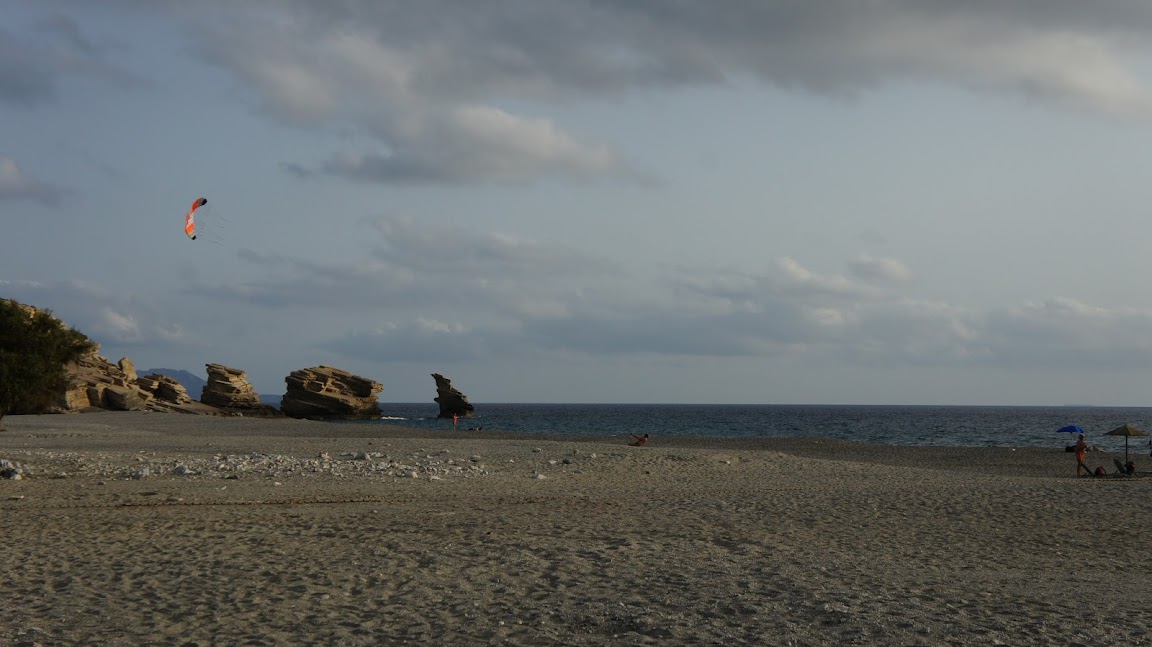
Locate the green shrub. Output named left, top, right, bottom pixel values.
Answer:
left=0, top=299, right=95, bottom=428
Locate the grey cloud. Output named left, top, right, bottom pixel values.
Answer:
left=315, top=152, right=461, bottom=185
left=0, top=17, right=148, bottom=108
left=321, top=320, right=512, bottom=362
left=235, top=248, right=288, bottom=266
left=282, top=108, right=623, bottom=186
left=279, top=162, right=315, bottom=179
left=245, top=1, right=1152, bottom=109
left=15, top=238, right=1152, bottom=375
left=367, top=215, right=619, bottom=278
left=37, top=14, right=103, bottom=55
left=177, top=1, right=1152, bottom=186
left=0, top=28, right=57, bottom=106
left=0, top=156, right=67, bottom=206
left=521, top=310, right=805, bottom=357
left=82, top=205, right=1152, bottom=372
left=191, top=216, right=616, bottom=317
left=184, top=261, right=425, bottom=310
left=846, top=299, right=981, bottom=366
left=980, top=297, right=1152, bottom=369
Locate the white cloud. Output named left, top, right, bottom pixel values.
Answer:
left=95, top=308, right=140, bottom=340
left=847, top=254, right=913, bottom=283
left=805, top=306, right=850, bottom=328
left=776, top=257, right=865, bottom=296
left=0, top=279, right=197, bottom=350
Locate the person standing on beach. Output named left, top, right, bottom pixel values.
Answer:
left=1075, top=434, right=1090, bottom=477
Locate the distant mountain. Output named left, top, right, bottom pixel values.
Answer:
left=138, top=368, right=206, bottom=400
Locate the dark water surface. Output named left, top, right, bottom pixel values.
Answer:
left=358, top=403, right=1152, bottom=453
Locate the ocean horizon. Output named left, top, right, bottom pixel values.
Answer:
left=333, top=402, right=1152, bottom=456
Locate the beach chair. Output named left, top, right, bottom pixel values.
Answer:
left=1114, top=459, right=1134, bottom=476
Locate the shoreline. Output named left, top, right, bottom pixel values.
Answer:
left=0, top=410, right=1112, bottom=477
left=3, top=411, right=1152, bottom=645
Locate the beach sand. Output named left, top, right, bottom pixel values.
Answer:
left=2, top=411, right=1151, bottom=646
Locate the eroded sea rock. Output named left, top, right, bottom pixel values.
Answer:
left=432, top=373, right=474, bottom=419
left=280, top=366, right=382, bottom=420
left=200, top=364, right=280, bottom=416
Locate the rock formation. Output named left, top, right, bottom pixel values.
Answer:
left=281, top=366, right=382, bottom=420
left=200, top=364, right=279, bottom=416
left=136, top=373, right=222, bottom=414
left=1, top=301, right=148, bottom=413
left=58, top=346, right=141, bottom=412
left=55, top=345, right=218, bottom=414
left=6, top=300, right=385, bottom=419
left=135, top=373, right=193, bottom=405
left=139, top=368, right=206, bottom=400
left=432, top=373, right=474, bottom=419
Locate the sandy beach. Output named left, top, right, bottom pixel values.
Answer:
left=2, top=412, right=1151, bottom=646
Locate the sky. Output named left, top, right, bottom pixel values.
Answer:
left=5, top=1, right=1152, bottom=406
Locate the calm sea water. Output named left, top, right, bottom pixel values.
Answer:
left=363, top=403, right=1152, bottom=453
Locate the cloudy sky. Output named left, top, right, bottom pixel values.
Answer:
left=6, top=1, right=1152, bottom=405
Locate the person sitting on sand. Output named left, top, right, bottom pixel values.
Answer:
left=1076, top=434, right=1090, bottom=477
left=629, top=433, right=649, bottom=447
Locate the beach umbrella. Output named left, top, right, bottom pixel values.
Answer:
left=1056, top=425, right=1084, bottom=449
left=1106, top=424, right=1147, bottom=463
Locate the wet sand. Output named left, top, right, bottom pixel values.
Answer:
left=2, top=411, right=1151, bottom=646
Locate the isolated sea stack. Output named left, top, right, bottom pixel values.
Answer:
left=432, top=373, right=474, bottom=419
left=280, top=366, right=382, bottom=420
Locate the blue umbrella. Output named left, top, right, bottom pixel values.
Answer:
left=1057, top=425, right=1084, bottom=450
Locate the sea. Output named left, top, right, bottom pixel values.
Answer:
left=362, top=403, right=1152, bottom=453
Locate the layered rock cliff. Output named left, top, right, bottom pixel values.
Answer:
left=280, top=366, right=382, bottom=420
left=58, top=346, right=219, bottom=414
left=432, top=373, right=474, bottom=419
left=7, top=300, right=385, bottom=419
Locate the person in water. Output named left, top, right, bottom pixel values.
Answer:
left=629, top=433, right=649, bottom=446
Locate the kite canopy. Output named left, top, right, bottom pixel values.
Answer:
left=184, top=197, right=207, bottom=240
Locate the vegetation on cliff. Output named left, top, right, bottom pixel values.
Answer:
left=0, top=299, right=95, bottom=428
